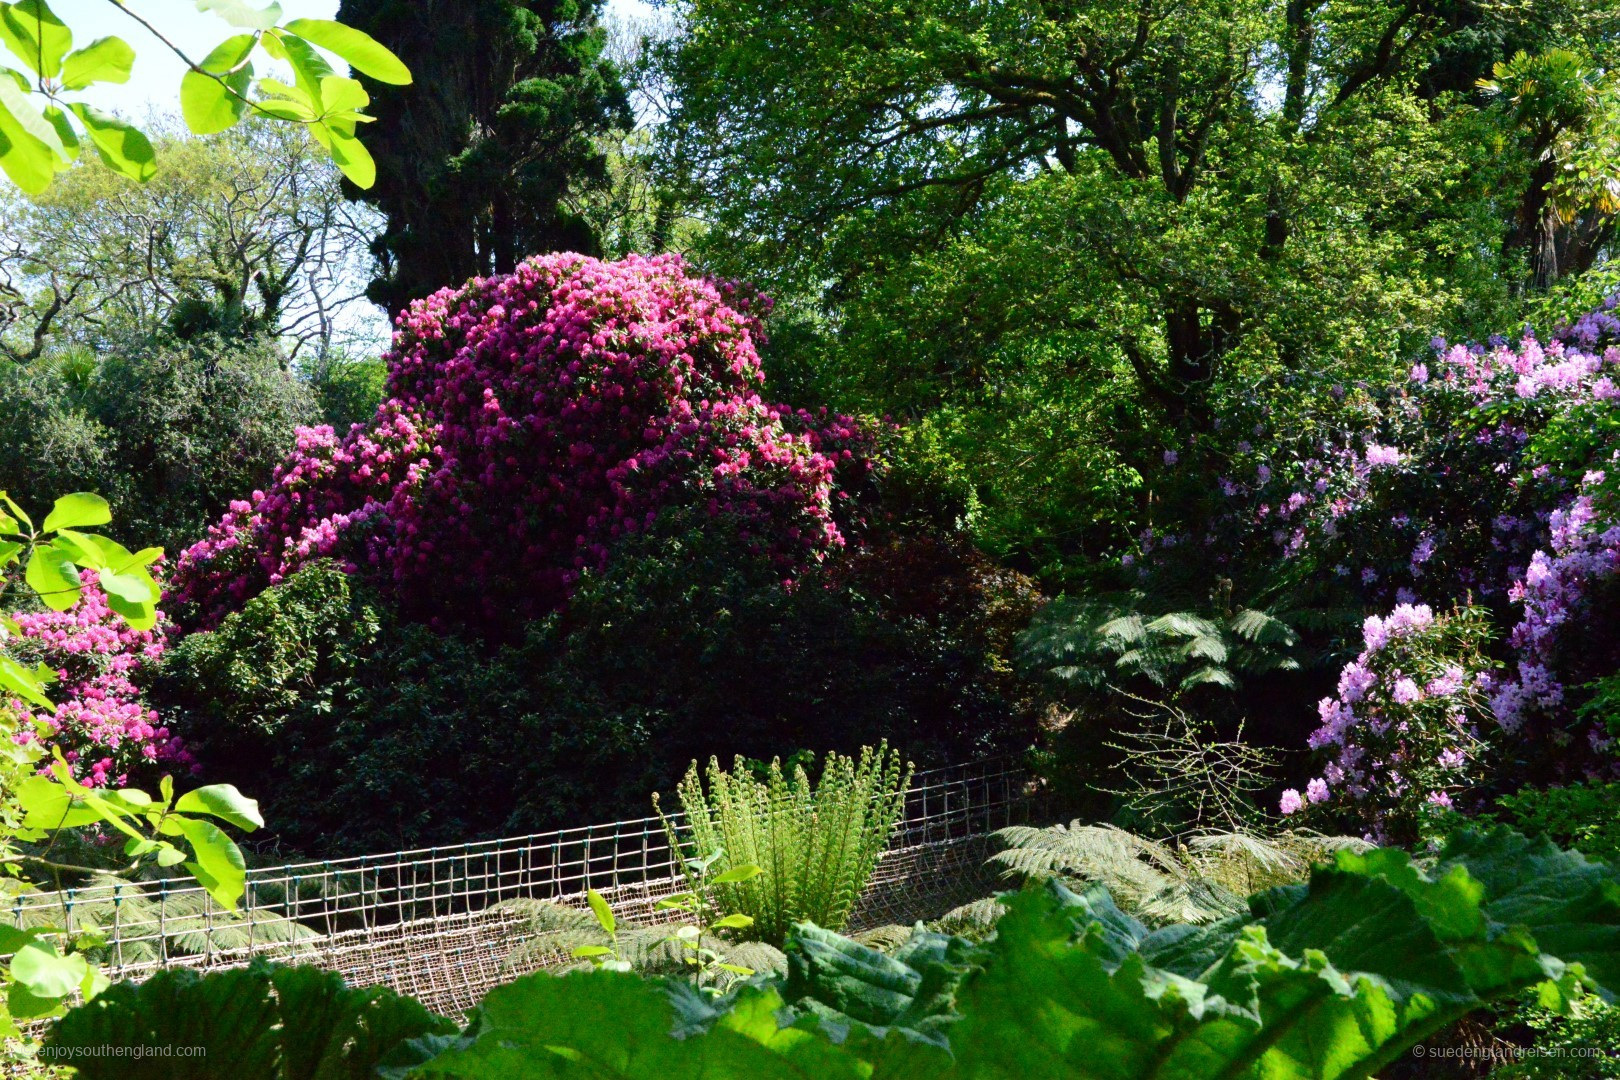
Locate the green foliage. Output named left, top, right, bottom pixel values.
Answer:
left=659, top=746, right=912, bottom=947
left=1500, top=992, right=1620, bottom=1078
left=335, top=0, right=629, bottom=309
left=493, top=897, right=787, bottom=984
left=0, top=0, right=407, bottom=192
left=52, top=827, right=1620, bottom=1078
left=0, top=492, right=262, bottom=1043
left=1022, top=591, right=1301, bottom=697
left=47, top=960, right=454, bottom=1079
left=988, top=822, right=1370, bottom=927
left=1498, top=781, right=1620, bottom=867
left=154, top=520, right=1041, bottom=854
left=0, top=120, right=387, bottom=359
left=0, top=336, right=319, bottom=552
left=782, top=922, right=973, bottom=1043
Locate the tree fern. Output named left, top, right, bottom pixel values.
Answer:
left=492, top=898, right=787, bottom=982
left=2, top=873, right=319, bottom=964
left=988, top=821, right=1372, bottom=926
left=1021, top=590, right=1301, bottom=697
left=656, top=744, right=912, bottom=947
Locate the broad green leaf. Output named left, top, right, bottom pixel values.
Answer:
left=586, top=888, right=616, bottom=935
left=180, top=34, right=254, bottom=134
left=68, top=104, right=155, bottom=182
left=9, top=940, right=88, bottom=1000
left=41, top=491, right=109, bottom=532
left=0, top=653, right=55, bottom=710
left=175, top=784, right=264, bottom=831
left=266, top=30, right=331, bottom=102
left=309, top=118, right=375, bottom=186
left=41, top=103, right=75, bottom=160
left=176, top=816, right=248, bottom=912
left=97, top=569, right=158, bottom=605
left=711, top=864, right=764, bottom=885
left=0, top=490, right=31, bottom=530
left=712, top=913, right=754, bottom=929
left=46, top=963, right=455, bottom=1080
left=283, top=18, right=410, bottom=84
left=0, top=539, right=19, bottom=565
left=60, top=35, right=132, bottom=89
left=318, top=73, right=368, bottom=114
left=571, top=945, right=613, bottom=958
left=0, top=0, right=71, bottom=78
left=0, top=926, right=41, bottom=956
left=784, top=922, right=973, bottom=1040
left=196, top=0, right=282, bottom=31
left=25, top=539, right=81, bottom=608
left=0, top=68, right=63, bottom=191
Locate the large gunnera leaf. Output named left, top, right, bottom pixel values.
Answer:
left=45, top=960, right=456, bottom=1079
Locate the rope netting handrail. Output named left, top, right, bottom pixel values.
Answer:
left=5, top=755, right=1043, bottom=1017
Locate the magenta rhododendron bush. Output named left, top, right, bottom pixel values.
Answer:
left=8, top=571, right=192, bottom=786
left=171, top=254, right=874, bottom=629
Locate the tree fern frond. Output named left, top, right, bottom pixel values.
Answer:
left=928, top=897, right=1006, bottom=941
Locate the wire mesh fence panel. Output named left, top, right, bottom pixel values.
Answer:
left=5, top=755, right=1044, bottom=1018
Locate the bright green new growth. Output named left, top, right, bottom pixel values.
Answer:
left=57, top=826, right=1620, bottom=1078
left=657, top=745, right=913, bottom=947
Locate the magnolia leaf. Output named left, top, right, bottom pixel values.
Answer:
left=317, top=73, right=368, bottom=114
left=310, top=119, right=375, bottom=187
left=180, top=34, right=254, bottom=134
left=60, top=35, right=132, bottom=89
left=283, top=18, right=410, bottom=84
left=175, top=784, right=264, bottom=831
left=0, top=0, right=72, bottom=79
left=68, top=104, right=155, bottom=182
left=41, top=491, right=109, bottom=532
left=196, top=0, right=282, bottom=31
left=586, top=889, right=616, bottom=935
left=25, top=540, right=80, bottom=609
left=176, top=816, right=248, bottom=912
left=0, top=70, right=64, bottom=191
left=0, top=654, right=55, bottom=710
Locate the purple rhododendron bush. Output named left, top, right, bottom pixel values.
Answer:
left=171, top=253, right=875, bottom=633
left=1118, top=302, right=1620, bottom=844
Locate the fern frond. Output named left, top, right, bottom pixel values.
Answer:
left=928, top=897, right=1007, bottom=941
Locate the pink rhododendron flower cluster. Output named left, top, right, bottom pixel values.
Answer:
left=6, top=571, right=191, bottom=787
left=1285, top=603, right=1494, bottom=844
left=172, top=254, right=875, bottom=629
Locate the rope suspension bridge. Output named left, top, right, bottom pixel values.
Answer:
left=8, top=757, right=1041, bottom=1018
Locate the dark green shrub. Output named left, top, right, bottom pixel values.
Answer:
left=155, top=519, right=1046, bottom=855
left=0, top=335, right=318, bottom=553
